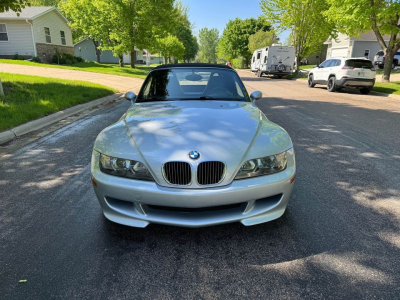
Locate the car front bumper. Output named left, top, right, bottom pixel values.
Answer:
left=91, top=151, right=296, bottom=228
left=336, top=77, right=375, bottom=88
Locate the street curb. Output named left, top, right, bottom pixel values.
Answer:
left=0, top=93, right=122, bottom=145
left=294, top=79, right=400, bottom=100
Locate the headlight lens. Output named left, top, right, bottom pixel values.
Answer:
left=99, top=154, right=154, bottom=181
left=234, top=151, right=288, bottom=180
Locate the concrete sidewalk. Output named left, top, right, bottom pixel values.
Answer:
left=0, top=63, right=144, bottom=93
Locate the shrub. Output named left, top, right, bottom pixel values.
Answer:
left=231, top=58, right=246, bottom=69
left=74, top=56, right=83, bottom=62
left=72, top=58, right=78, bottom=64
left=31, top=56, right=41, bottom=63
left=13, top=54, right=21, bottom=60
left=65, top=59, right=73, bottom=65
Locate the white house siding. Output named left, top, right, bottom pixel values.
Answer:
left=351, top=41, right=386, bottom=60
left=0, top=20, right=34, bottom=56
left=32, top=10, right=73, bottom=47
left=75, top=39, right=119, bottom=63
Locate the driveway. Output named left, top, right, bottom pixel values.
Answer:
left=0, top=63, right=144, bottom=93
left=0, top=70, right=399, bottom=299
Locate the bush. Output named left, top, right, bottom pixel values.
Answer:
left=65, top=59, right=73, bottom=65
left=231, top=58, right=246, bottom=69
left=13, top=54, right=22, bottom=60
left=74, top=56, right=83, bottom=62
left=31, top=56, right=41, bottom=63
left=72, top=58, right=78, bottom=64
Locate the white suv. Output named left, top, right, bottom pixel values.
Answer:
left=308, top=58, right=376, bottom=94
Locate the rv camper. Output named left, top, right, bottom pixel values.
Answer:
left=251, top=45, right=295, bottom=77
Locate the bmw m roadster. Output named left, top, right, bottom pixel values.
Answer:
left=91, top=63, right=296, bottom=228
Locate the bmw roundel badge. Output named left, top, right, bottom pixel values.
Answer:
left=189, top=151, right=200, bottom=160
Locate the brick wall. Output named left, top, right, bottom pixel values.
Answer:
left=36, top=43, right=75, bottom=63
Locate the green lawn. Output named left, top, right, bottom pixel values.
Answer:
left=0, top=72, right=116, bottom=131
left=300, top=64, right=316, bottom=70
left=0, top=59, right=156, bottom=79
left=373, top=81, right=400, bottom=95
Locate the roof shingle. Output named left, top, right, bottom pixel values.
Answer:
left=0, top=6, right=53, bottom=19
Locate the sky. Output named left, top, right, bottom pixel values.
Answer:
left=180, top=0, right=290, bottom=42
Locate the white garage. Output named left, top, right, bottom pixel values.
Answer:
left=331, top=47, right=349, bottom=58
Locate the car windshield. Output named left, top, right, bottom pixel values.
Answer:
left=137, top=68, right=249, bottom=102
left=345, top=59, right=373, bottom=69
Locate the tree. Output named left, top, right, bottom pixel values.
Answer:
left=176, top=26, right=198, bottom=62
left=261, top=0, right=335, bottom=72
left=0, top=0, right=30, bottom=14
left=248, top=30, right=279, bottom=54
left=155, top=35, right=185, bottom=63
left=61, top=0, right=175, bottom=68
left=169, top=1, right=198, bottom=62
left=218, top=17, right=271, bottom=65
left=326, top=0, right=400, bottom=82
left=198, top=28, right=219, bottom=63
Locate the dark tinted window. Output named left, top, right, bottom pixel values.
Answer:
left=345, top=59, right=373, bottom=68
left=264, top=56, right=267, bottom=63
left=396, top=52, right=400, bottom=55
left=257, top=52, right=261, bottom=59
left=376, top=51, right=384, bottom=56
left=138, top=68, right=249, bottom=102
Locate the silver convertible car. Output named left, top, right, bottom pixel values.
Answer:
left=91, top=63, right=296, bottom=228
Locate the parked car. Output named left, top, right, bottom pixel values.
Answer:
left=226, top=61, right=232, bottom=67
left=91, top=63, right=296, bottom=228
left=251, top=45, right=295, bottom=78
left=308, top=57, right=376, bottom=94
left=373, top=50, right=400, bottom=69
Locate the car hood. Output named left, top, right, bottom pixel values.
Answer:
left=95, top=100, right=292, bottom=188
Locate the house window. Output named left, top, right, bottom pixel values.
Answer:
left=0, top=24, right=8, bottom=42
left=44, top=27, right=51, bottom=43
left=364, top=49, right=370, bottom=59
left=60, top=31, right=66, bottom=45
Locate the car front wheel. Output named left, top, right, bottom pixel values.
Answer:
left=327, top=77, right=337, bottom=92
left=308, top=75, right=315, bottom=88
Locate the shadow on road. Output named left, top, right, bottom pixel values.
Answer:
left=1, top=97, right=399, bottom=298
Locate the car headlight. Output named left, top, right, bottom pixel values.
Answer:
left=234, top=151, right=288, bottom=180
left=99, top=153, right=154, bottom=181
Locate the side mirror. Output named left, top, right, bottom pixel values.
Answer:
left=250, top=90, right=262, bottom=101
left=316, top=64, right=320, bottom=68
left=124, top=91, right=137, bottom=105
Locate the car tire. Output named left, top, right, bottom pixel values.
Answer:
left=378, top=65, right=384, bottom=69
left=360, top=88, right=371, bottom=95
left=327, top=77, right=337, bottom=92
left=308, top=75, right=316, bottom=87
left=392, top=63, right=396, bottom=69
left=257, top=69, right=262, bottom=77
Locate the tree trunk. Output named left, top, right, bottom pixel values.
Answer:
left=295, top=54, right=301, bottom=72
left=92, top=40, right=101, bottom=63
left=0, top=77, right=4, bottom=96
left=382, top=47, right=395, bottom=82
left=119, top=55, right=124, bottom=67
left=130, top=50, right=136, bottom=68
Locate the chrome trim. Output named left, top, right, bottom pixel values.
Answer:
left=161, top=161, right=193, bottom=186
left=196, top=161, right=227, bottom=186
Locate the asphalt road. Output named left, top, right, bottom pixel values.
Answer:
left=1, top=71, right=399, bottom=299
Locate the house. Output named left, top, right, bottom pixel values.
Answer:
left=302, top=44, right=328, bottom=65
left=74, top=38, right=164, bottom=64
left=325, top=31, right=390, bottom=60
left=0, top=6, right=74, bottom=62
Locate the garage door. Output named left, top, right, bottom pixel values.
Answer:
left=331, top=47, right=348, bottom=58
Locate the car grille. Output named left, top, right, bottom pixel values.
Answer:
left=163, top=162, right=191, bottom=185
left=197, top=161, right=225, bottom=185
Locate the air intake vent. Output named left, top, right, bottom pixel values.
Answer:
left=163, top=162, right=191, bottom=185
left=197, top=161, right=225, bottom=185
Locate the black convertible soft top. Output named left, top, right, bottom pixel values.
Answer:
left=154, top=63, right=232, bottom=70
